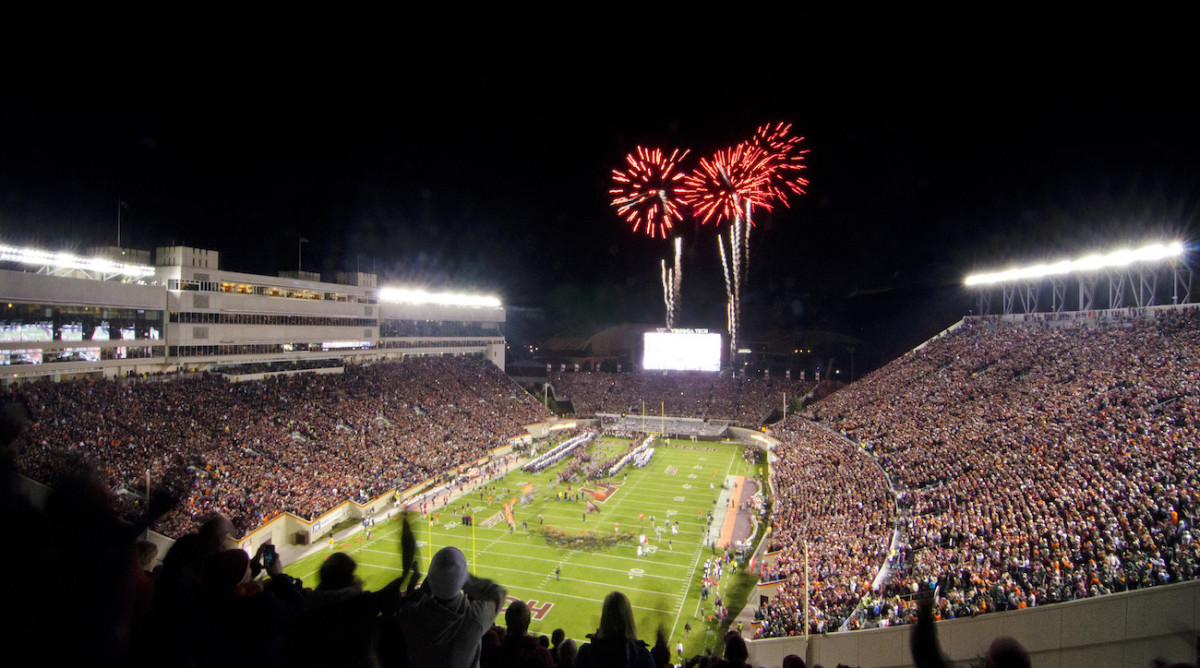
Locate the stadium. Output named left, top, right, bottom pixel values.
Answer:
left=2, top=236, right=1198, bottom=667
left=5, top=26, right=1200, bottom=666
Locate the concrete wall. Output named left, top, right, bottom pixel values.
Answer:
left=747, top=579, right=1200, bottom=668
left=487, top=340, right=505, bottom=371
left=235, top=491, right=401, bottom=555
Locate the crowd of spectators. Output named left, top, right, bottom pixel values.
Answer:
left=10, top=301, right=1200, bottom=657
left=768, top=306, right=1200, bottom=630
left=552, top=372, right=813, bottom=426
left=209, top=358, right=345, bottom=376
left=756, top=418, right=897, bottom=637
left=5, top=355, right=551, bottom=538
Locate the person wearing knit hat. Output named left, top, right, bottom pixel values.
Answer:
left=427, top=545, right=470, bottom=600
left=398, top=546, right=507, bottom=668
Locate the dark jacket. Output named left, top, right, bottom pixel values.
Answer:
left=575, top=637, right=655, bottom=668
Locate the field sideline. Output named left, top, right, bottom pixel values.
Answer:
left=284, top=437, right=761, bottom=656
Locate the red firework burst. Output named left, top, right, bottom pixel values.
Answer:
left=751, top=121, right=810, bottom=203
left=610, top=146, right=691, bottom=238
left=678, top=142, right=775, bottom=226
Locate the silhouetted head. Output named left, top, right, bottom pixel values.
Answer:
left=427, top=546, right=469, bottom=600
left=782, top=654, right=806, bottom=668
left=597, top=590, right=638, bottom=642
left=198, top=515, right=237, bottom=553
left=136, top=541, right=159, bottom=571
left=723, top=630, right=748, bottom=664
left=318, top=551, right=358, bottom=590
left=986, top=636, right=1030, bottom=668
left=201, top=549, right=250, bottom=594
left=559, top=638, right=578, bottom=667
left=506, top=599, right=532, bottom=637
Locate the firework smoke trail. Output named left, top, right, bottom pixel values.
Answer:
left=717, top=232, right=735, bottom=355
left=730, top=207, right=745, bottom=357
left=727, top=300, right=735, bottom=356
left=741, top=198, right=752, bottom=283
left=660, top=259, right=676, bottom=329
left=717, top=235, right=733, bottom=306
left=672, top=236, right=682, bottom=327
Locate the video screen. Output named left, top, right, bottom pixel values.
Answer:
left=643, top=330, right=722, bottom=372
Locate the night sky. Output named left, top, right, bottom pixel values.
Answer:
left=3, top=14, right=1198, bottom=369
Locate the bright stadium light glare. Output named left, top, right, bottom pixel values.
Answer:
left=965, top=241, right=1185, bottom=286
left=0, top=243, right=156, bottom=278
left=378, top=287, right=502, bottom=308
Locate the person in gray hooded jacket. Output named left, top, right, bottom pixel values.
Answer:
left=398, top=545, right=507, bottom=668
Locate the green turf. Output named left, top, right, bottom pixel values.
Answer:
left=285, top=437, right=759, bottom=658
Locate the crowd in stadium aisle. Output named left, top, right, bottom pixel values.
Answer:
left=758, top=307, right=1200, bottom=634
left=552, top=371, right=814, bottom=425
left=5, top=356, right=552, bottom=537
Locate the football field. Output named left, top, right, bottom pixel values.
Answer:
left=285, top=437, right=760, bottom=656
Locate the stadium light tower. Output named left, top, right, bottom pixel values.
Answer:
left=965, top=241, right=1190, bottom=315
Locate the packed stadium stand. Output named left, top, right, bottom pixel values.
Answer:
left=757, top=418, right=897, bottom=636
left=755, top=305, right=1200, bottom=644
left=4, top=356, right=551, bottom=538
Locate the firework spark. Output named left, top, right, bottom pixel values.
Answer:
left=610, top=146, right=690, bottom=239
left=678, top=143, right=774, bottom=227
left=750, top=121, right=810, bottom=203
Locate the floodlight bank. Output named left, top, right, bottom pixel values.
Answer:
left=0, top=244, right=157, bottom=278
left=965, top=241, right=1185, bottom=286
left=378, top=287, right=501, bottom=308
